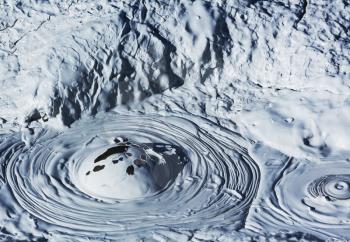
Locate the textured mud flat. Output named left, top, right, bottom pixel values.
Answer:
left=0, top=0, right=349, bottom=241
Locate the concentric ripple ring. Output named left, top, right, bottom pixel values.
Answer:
left=264, top=160, right=350, bottom=239
left=2, top=114, right=260, bottom=238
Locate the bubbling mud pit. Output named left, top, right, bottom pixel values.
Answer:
left=249, top=159, right=350, bottom=239
left=0, top=114, right=260, bottom=240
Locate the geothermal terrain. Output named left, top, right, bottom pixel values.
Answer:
left=0, top=0, right=349, bottom=241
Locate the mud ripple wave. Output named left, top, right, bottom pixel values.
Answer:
left=1, top=114, right=260, bottom=239
left=265, top=160, right=350, bottom=239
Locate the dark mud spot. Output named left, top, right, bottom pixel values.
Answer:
left=25, top=109, right=42, bottom=123
left=93, top=165, right=105, bottom=172
left=134, top=159, right=146, bottom=167
left=42, top=113, right=49, bottom=122
left=94, top=145, right=129, bottom=163
left=112, top=157, right=124, bottom=164
left=319, top=144, right=331, bottom=157
left=303, top=137, right=311, bottom=146
left=126, top=165, right=134, bottom=175
left=303, top=136, right=331, bottom=157
left=114, top=137, right=128, bottom=143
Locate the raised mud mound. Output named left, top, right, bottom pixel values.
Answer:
left=0, top=114, right=259, bottom=240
